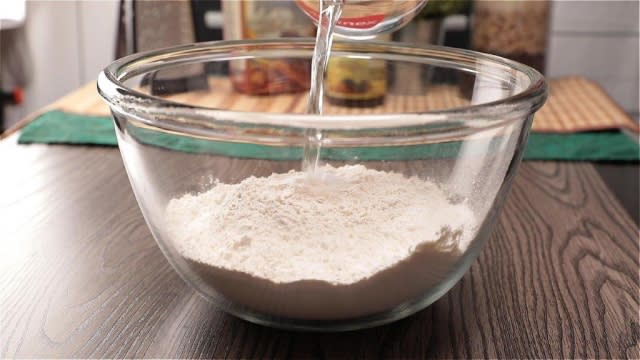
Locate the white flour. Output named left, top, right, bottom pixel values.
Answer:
left=166, top=165, right=476, bottom=319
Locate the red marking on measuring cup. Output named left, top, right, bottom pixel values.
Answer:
left=296, top=1, right=385, bottom=29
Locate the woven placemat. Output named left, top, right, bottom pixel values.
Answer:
left=7, top=76, right=637, bottom=139
left=124, top=76, right=640, bottom=134
left=534, top=77, right=638, bottom=133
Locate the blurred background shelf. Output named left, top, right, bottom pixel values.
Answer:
left=1, top=0, right=638, bottom=131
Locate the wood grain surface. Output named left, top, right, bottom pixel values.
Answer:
left=1, top=137, right=638, bottom=358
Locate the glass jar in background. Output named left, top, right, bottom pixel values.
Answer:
left=222, top=0, right=315, bottom=95
left=472, top=0, right=550, bottom=74
left=326, top=56, right=387, bottom=107
left=326, top=34, right=390, bottom=107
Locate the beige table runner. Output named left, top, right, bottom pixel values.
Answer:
left=8, top=76, right=637, bottom=138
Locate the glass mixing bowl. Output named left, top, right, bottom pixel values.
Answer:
left=97, top=39, right=546, bottom=331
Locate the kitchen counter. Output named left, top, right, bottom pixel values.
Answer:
left=1, top=91, right=638, bottom=358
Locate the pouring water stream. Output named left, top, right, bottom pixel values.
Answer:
left=301, top=0, right=429, bottom=174
left=302, top=0, right=344, bottom=174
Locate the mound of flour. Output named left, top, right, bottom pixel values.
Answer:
left=166, top=165, right=475, bottom=319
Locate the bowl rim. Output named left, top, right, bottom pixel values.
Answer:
left=97, top=38, right=547, bottom=131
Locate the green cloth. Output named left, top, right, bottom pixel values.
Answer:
left=17, top=110, right=640, bottom=162
left=19, top=111, right=117, bottom=146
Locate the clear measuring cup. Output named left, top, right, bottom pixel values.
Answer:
left=296, top=0, right=428, bottom=38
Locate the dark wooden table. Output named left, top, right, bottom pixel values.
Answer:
left=1, top=132, right=638, bottom=358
